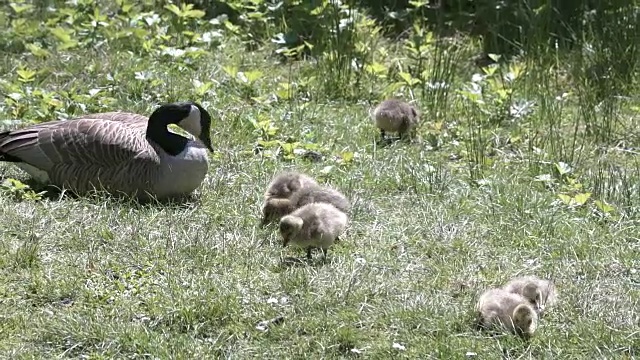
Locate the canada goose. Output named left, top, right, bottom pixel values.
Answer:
left=279, top=202, right=348, bottom=260
left=260, top=171, right=319, bottom=227
left=503, top=276, right=557, bottom=315
left=0, top=101, right=214, bottom=200
left=372, top=99, right=420, bottom=141
left=476, top=288, right=538, bottom=338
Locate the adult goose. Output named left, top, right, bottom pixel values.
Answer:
left=0, top=101, right=214, bottom=200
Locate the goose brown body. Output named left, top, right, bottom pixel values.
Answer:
left=0, top=102, right=213, bottom=200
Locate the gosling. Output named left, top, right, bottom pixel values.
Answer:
left=260, top=171, right=319, bottom=227
left=291, top=185, right=351, bottom=214
left=262, top=184, right=351, bottom=227
left=503, top=276, right=557, bottom=315
left=279, top=202, right=348, bottom=260
left=263, top=171, right=319, bottom=200
left=476, top=288, right=538, bottom=338
left=372, top=99, right=420, bottom=142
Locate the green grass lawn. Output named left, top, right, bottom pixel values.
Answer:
left=0, top=1, right=639, bottom=359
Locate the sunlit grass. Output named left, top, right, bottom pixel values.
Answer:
left=0, top=1, right=638, bottom=358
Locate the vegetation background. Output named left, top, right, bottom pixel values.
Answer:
left=0, top=0, right=638, bottom=358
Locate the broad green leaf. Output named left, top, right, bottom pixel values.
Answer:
left=164, top=4, right=182, bottom=17
left=573, top=192, right=591, bottom=206
left=50, top=27, right=73, bottom=43
left=594, top=200, right=615, bottom=213
left=243, top=70, right=263, bottom=83
left=17, top=68, right=36, bottom=82
left=222, top=65, right=238, bottom=77
left=364, top=62, right=386, bottom=75
left=341, top=152, right=354, bottom=163
left=555, top=162, right=572, bottom=175
left=26, top=43, right=50, bottom=58
left=58, top=40, right=79, bottom=51
left=276, top=83, right=292, bottom=100
left=557, top=194, right=572, bottom=205
left=398, top=72, right=419, bottom=86
left=10, top=3, right=34, bottom=14
left=487, top=53, right=501, bottom=62
left=184, top=9, right=205, bottom=18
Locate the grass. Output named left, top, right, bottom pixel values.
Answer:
left=1, top=1, right=639, bottom=358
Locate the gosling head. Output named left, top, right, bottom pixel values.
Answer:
left=279, top=215, right=303, bottom=247
left=513, top=304, right=538, bottom=339
left=522, top=282, right=545, bottom=312
left=260, top=198, right=294, bottom=228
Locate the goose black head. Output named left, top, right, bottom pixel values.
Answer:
left=149, top=101, right=214, bottom=152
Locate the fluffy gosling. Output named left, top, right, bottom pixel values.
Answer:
left=263, top=171, right=319, bottom=200
left=291, top=185, right=351, bottom=214
left=372, top=99, right=420, bottom=141
left=503, top=276, right=557, bottom=315
left=261, top=171, right=319, bottom=227
left=476, top=288, right=538, bottom=339
left=279, top=202, right=348, bottom=260
left=262, top=184, right=351, bottom=227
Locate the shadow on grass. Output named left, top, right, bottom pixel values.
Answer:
left=279, top=255, right=330, bottom=268
left=0, top=173, right=203, bottom=209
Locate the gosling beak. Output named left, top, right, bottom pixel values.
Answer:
left=282, top=237, right=289, bottom=248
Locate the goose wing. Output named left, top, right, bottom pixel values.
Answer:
left=0, top=118, right=163, bottom=195
left=78, top=112, right=149, bottom=131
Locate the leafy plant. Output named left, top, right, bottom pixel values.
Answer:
left=0, top=178, right=46, bottom=201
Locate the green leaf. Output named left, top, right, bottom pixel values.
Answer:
left=594, top=200, right=615, bottom=213
left=25, top=43, right=50, bottom=58
left=573, top=192, right=591, bottom=206
left=17, top=68, right=36, bottom=82
left=557, top=194, right=572, bottom=205
left=222, top=65, right=238, bottom=77
left=341, top=152, right=354, bottom=163
left=487, top=53, right=501, bottom=62
left=164, top=4, right=182, bottom=17
left=50, top=27, right=78, bottom=50
left=364, top=62, right=387, bottom=75
left=184, top=9, right=205, bottom=18
left=398, top=72, right=420, bottom=86
left=50, top=27, right=73, bottom=43
left=9, top=3, right=34, bottom=14
left=243, top=70, right=263, bottom=83
left=555, top=162, right=572, bottom=176
left=276, top=83, right=292, bottom=100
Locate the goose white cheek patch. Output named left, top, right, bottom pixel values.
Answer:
left=178, top=105, right=202, bottom=137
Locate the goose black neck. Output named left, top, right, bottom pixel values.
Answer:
left=146, top=121, right=189, bottom=156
